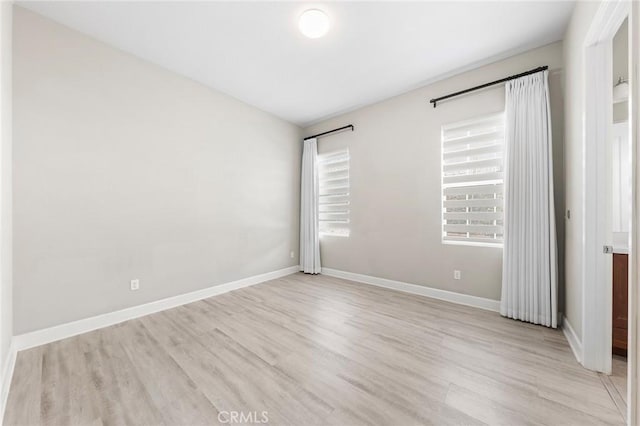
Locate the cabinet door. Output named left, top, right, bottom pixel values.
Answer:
left=612, top=253, right=628, bottom=354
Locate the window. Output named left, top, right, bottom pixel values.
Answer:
left=318, top=149, right=350, bottom=237
left=441, top=113, right=504, bottom=246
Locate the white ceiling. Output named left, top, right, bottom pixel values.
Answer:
left=18, top=1, right=575, bottom=127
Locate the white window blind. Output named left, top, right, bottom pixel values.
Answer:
left=442, top=113, right=505, bottom=245
left=318, top=149, right=350, bottom=237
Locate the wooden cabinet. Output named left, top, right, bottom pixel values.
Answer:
left=612, top=253, right=628, bottom=356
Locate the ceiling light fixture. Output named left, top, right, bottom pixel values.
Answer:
left=299, top=9, right=330, bottom=39
left=613, top=77, right=629, bottom=103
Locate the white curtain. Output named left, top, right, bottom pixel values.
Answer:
left=500, top=70, right=558, bottom=328
left=300, top=138, right=321, bottom=274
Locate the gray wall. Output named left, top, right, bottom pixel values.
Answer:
left=13, top=7, right=302, bottom=334
left=304, top=42, right=565, bottom=304
left=562, top=1, right=601, bottom=340
left=0, top=0, right=13, bottom=387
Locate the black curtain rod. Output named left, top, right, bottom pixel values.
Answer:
left=304, top=124, right=354, bottom=141
left=429, top=66, right=548, bottom=108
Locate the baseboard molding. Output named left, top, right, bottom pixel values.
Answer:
left=561, top=315, right=583, bottom=363
left=0, top=340, right=17, bottom=425
left=321, top=268, right=500, bottom=312
left=13, top=265, right=300, bottom=351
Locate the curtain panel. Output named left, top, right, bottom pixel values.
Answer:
left=500, top=70, right=558, bottom=328
left=300, top=138, right=321, bottom=274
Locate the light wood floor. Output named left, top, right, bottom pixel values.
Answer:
left=600, top=355, right=628, bottom=422
left=4, top=273, right=625, bottom=425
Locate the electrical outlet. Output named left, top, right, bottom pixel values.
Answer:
left=290, top=251, right=295, bottom=259
left=130, top=279, right=140, bottom=291
left=454, top=270, right=461, bottom=280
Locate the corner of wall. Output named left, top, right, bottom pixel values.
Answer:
left=0, top=1, right=13, bottom=423
left=561, top=314, right=583, bottom=364
left=560, top=0, right=602, bottom=345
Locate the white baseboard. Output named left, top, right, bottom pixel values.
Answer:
left=561, top=315, right=583, bottom=363
left=0, top=339, right=17, bottom=425
left=321, top=267, right=500, bottom=312
left=13, top=265, right=300, bottom=351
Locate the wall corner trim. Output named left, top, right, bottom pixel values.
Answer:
left=561, top=315, right=583, bottom=364
left=321, top=267, right=500, bottom=312
left=12, top=266, right=300, bottom=352
left=0, top=339, right=17, bottom=425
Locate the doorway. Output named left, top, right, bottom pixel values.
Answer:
left=605, top=18, right=631, bottom=421
left=582, top=1, right=635, bottom=425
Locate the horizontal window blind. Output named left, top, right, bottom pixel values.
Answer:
left=442, top=113, right=504, bottom=245
left=318, top=149, right=350, bottom=237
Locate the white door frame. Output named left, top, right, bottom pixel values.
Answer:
left=630, top=1, right=639, bottom=423
left=582, top=0, right=636, bottom=424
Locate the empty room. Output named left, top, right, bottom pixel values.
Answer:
left=0, top=0, right=638, bottom=425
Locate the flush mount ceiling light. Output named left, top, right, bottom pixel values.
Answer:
left=299, top=9, right=330, bottom=39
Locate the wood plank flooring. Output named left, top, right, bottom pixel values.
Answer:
left=3, top=273, right=625, bottom=425
left=600, top=355, right=628, bottom=422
